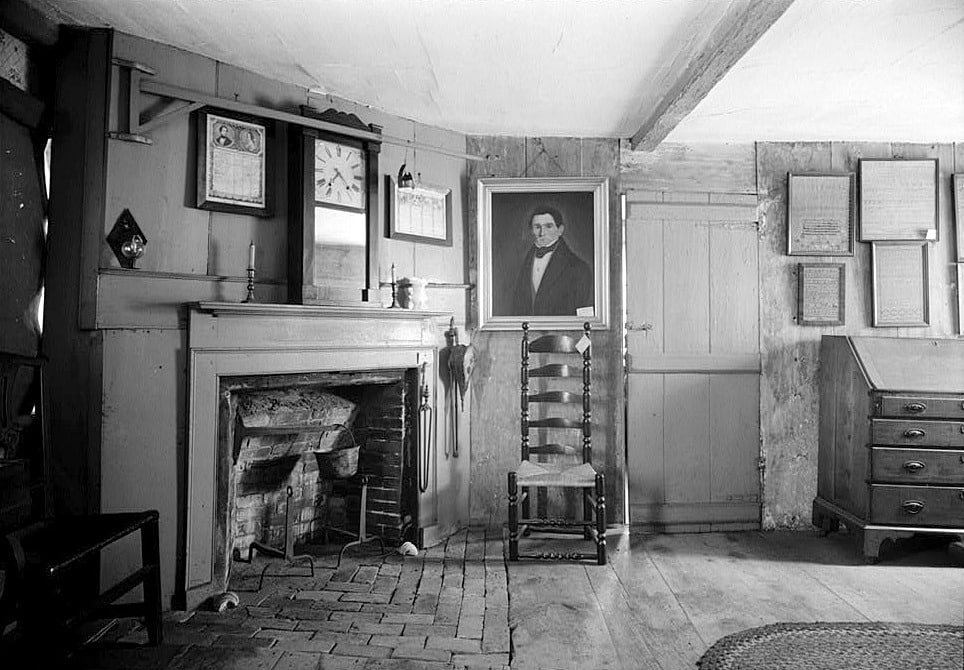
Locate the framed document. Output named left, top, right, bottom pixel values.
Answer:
left=787, top=173, right=854, bottom=256
left=953, top=173, right=964, bottom=262
left=859, top=159, right=938, bottom=241
left=871, top=242, right=930, bottom=327
left=196, top=110, right=273, bottom=217
left=797, top=263, right=845, bottom=326
left=387, top=176, right=452, bottom=246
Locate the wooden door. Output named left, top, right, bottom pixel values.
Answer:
left=625, top=192, right=761, bottom=530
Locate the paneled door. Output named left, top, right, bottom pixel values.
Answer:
left=625, top=192, right=761, bottom=530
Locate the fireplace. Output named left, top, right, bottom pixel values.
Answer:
left=223, top=370, right=418, bottom=560
left=183, top=302, right=445, bottom=609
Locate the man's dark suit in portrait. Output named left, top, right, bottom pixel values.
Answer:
left=510, top=208, right=593, bottom=316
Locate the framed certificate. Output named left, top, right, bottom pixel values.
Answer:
left=196, top=109, right=273, bottom=217
left=797, top=263, right=845, bottom=326
left=859, top=159, right=938, bottom=241
left=871, top=242, right=930, bottom=327
left=787, top=173, right=854, bottom=256
left=387, top=176, right=452, bottom=246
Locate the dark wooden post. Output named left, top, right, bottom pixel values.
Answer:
left=508, top=471, right=519, bottom=561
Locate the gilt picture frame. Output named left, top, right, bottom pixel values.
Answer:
left=477, top=177, right=610, bottom=331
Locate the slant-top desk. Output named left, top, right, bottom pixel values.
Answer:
left=814, top=336, right=964, bottom=562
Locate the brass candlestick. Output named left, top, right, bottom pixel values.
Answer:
left=243, top=268, right=256, bottom=303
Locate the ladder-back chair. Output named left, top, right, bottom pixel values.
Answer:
left=507, top=322, right=606, bottom=565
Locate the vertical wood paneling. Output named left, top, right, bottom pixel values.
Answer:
left=709, top=374, right=759, bottom=504
left=664, top=221, right=710, bottom=353
left=468, top=136, right=623, bottom=526
left=663, top=375, right=710, bottom=503
left=625, top=218, right=664, bottom=355
left=709, top=224, right=759, bottom=353
left=627, top=374, right=664, bottom=505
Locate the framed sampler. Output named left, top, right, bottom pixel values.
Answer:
left=787, top=173, right=855, bottom=256
left=797, top=263, right=845, bottom=326
left=871, top=242, right=930, bottom=327
left=387, top=176, right=452, bottom=246
left=196, top=109, right=273, bottom=217
left=287, top=109, right=381, bottom=304
left=859, top=159, right=939, bottom=241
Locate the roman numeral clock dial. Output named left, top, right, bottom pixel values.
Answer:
left=314, top=139, right=366, bottom=210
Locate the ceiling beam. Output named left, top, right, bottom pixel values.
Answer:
left=0, top=0, right=59, bottom=47
left=630, top=0, right=794, bottom=151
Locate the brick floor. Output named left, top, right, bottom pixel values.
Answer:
left=64, top=527, right=511, bottom=669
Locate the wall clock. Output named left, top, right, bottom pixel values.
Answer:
left=288, top=108, right=381, bottom=305
left=314, top=138, right=366, bottom=211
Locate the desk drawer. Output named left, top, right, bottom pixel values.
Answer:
left=870, top=484, right=964, bottom=526
left=878, top=395, right=964, bottom=419
left=871, top=419, right=964, bottom=447
left=871, top=447, right=964, bottom=484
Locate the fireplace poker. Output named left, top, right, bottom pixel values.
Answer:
left=417, top=362, right=433, bottom=493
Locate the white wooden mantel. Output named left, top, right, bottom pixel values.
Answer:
left=184, top=302, right=449, bottom=608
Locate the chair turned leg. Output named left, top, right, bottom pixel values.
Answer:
left=595, top=473, right=607, bottom=566
left=507, top=472, right=519, bottom=561
left=141, top=516, right=163, bottom=645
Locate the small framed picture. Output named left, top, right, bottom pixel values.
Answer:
left=859, top=159, right=938, bottom=241
left=871, top=242, right=930, bottom=327
left=787, top=173, right=854, bottom=256
left=797, top=263, right=845, bottom=326
left=196, top=109, right=273, bottom=217
left=387, top=176, right=452, bottom=246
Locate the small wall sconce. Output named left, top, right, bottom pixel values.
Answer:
left=106, top=208, right=148, bottom=269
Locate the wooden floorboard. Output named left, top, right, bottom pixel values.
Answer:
left=505, top=529, right=964, bottom=669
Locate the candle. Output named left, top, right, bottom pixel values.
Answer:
left=391, top=263, right=396, bottom=284
left=247, top=242, right=256, bottom=271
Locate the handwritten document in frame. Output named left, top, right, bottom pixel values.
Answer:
left=388, top=176, right=452, bottom=246
left=872, top=242, right=930, bottom=327
left=197, top=111, right=271, bottom=217
left=797, top=263, right=845, bottom=326
left=859, top=159, right=938, bottom=241
left=787, top=173, right=854, bottom=256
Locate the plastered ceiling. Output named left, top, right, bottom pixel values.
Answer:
left=24, top=0, right=964, bottom=142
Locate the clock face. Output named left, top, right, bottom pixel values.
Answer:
left=314, top=139, right=366, bottom=210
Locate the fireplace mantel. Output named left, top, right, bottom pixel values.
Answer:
left=194, top=301, right=450, bottom=320
left=183, top=301, right=448, bottom=609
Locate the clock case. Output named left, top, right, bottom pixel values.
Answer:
left=288, top=108, right=382, bottom=305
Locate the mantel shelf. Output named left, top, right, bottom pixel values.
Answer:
left=193, top=301, right=451, bottom=320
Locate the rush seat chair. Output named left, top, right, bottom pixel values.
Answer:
left=507, top=323, right=606, bottom=565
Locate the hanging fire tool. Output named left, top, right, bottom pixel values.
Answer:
left=439, top=318, right=474, bottom=460
left=417, top=361, right=433, bottom=494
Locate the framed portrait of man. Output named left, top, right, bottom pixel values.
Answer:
left=477, top=177, right=610, bottom=330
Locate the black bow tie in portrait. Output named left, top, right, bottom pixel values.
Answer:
left=534, top=241, right=560, bottom=258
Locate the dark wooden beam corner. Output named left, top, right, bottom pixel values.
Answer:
left=0, top=76, right=45, bottom=128
left=630, top=0, right=794, bottom=151
left=0, top=0, right=60, bottom=47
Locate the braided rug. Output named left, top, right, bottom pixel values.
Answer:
left=698, top=622, right=964, bottom=670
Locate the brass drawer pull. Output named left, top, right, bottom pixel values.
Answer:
left=904, top=402, right=927, bottom=413
left=902, top=460, right=926, bottom=473
left=903, top=429, right=926, bottom=439
left=901, top=500, right=925, bottom=515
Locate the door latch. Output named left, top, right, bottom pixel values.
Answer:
left=626, top=321, right=653, bottom=332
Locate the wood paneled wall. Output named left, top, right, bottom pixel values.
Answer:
left=465, top=137, right=624, bottom=525
left=756, top=142, right=962, bottom=529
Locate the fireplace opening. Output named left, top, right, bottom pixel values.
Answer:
left=216, top=368, right=419, bottom=569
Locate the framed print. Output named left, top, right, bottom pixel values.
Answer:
left=953, top=173, right=964, bottom=262
left=787, top=173, right=854, bottom=256
left=797, top=263, right=845, bottom=326
left=859, top=159, right=938, bottom=241
left=196, top=109, right=273, bottom=217
left=477, top=177, right=610, bottom=331
left=871, top=242, right=930, bottom=327
left=387, top=176, right=452, bottom=246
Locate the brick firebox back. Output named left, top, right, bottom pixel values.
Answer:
left=219, top=369, right=418, bottom=559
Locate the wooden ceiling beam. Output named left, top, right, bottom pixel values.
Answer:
left=0, top=0, right=59, bottom=47
left=630, top=0, right=794, bottom=151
